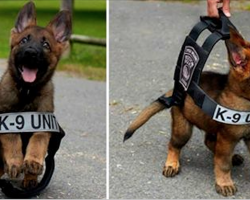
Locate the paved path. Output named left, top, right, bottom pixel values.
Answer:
left=110, top=1, right=250, bottom=199
left=0, top=59, right=106, bottom=199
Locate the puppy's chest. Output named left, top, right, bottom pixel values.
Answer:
left=241, top=125, right=250, bottom=138
left=14, top=96, right=41, bottom=112
left=228, top=124, right=250, bottom=139
left=0, top=92, right=41, bottom=113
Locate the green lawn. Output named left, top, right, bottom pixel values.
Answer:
left=0, top=0, right=106, bottom=81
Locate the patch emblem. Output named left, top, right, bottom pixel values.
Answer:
left=179, top=46, right=199, bottom=90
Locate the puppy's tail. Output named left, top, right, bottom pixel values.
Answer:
left=124, top=92, right=172, bottom=142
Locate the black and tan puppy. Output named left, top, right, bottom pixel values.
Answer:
left=0, top=2, right=71, bottom=188
left=125, top=28, right=250, bottom=196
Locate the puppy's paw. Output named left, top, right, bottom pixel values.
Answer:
left=22, top=176, right=38, bottom=189
left=23, top=160, right=43, bottom=175
left=215, top=183, right=237, bottom=196
left=162, top=165, right=179, bottom=177
left=4, top=160, right=23, bottom=178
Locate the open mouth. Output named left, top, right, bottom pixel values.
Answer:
left=18, top=66, right=38, bottom=83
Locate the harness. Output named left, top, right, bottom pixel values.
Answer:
left=0, top=112, right=65, bottom=198
left=158, top=9, right=250, bottom=125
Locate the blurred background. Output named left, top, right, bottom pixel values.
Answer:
left=0, top=0, right=106, bottom=81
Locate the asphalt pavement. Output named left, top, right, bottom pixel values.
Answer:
left=0, top=59, right=106, bottom=199
left=110, top=1, right=250, bottom=199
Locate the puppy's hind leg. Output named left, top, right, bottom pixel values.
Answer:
left=163, top=106, right=193, bottom=177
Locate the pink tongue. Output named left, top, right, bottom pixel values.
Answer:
left=21, top=67, right=38, bottom=83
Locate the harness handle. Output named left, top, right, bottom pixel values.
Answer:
left=158, top=9, right=234, bottom=108
left=200, top=8, right=233, bottom=39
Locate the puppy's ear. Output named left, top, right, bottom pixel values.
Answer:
left=226, top=41, right=246, bottom=68
left=46, top=10, right=72, bottom=43
left=226, top=28, right=247, bottom=68
left=12, top=1, right=36, bottom=33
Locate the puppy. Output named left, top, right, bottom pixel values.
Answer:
left=125, top=27, right=250, bottom=196
left=0, top=2, right=71, bottom=188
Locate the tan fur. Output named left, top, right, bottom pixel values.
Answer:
left=126, top=101, right=166, bottom=135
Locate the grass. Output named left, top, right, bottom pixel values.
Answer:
left=242, top=1, right=250, bottom=12
left=0, top=0, right=106, bottom=81
left=182, top=0, right=198, bottom=3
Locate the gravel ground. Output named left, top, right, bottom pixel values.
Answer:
left=0, top=59, right=106, bottom=199
left=110, top=1, right=250, bottom=199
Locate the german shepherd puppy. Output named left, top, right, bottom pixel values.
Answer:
left=124, top=28, right=250, bottom=196
left=0, top=2, right=71, bottom=188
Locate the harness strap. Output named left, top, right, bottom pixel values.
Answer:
left=188, top=82, right=250, bottom=125
left=157, top=9, right=250, bottom=126
left=189, top=21, right=208, bottom=41
left=191, top=31, right=223, bottom=85
left=188, top=81, right=217, bottom=117
left=162, top=15, right=226, bottom=108
left=157, top=95, right=173, bottom=108
left=202, top=31, right=222, bottom=52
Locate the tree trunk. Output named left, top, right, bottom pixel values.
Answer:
left=70, top=35, right=106, bottom=47
left=60, top=0, right=74, bottom=58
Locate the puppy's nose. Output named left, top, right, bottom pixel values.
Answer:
left=24, top=48, right=38, bottom=58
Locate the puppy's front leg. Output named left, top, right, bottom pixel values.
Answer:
left=22, top=132, right=51, bottom=189
left=214, top=132, right=237, bottom=197
left=0, top=134, right=23, bottom=178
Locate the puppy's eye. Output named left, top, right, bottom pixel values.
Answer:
left=42, top=41, right=50, bottom=50
left=20, top=37, right=28, bottom=44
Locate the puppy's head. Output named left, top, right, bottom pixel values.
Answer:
left=226, top=27, right=250, bottom=81
left=9, top=2, right=71, bottom=87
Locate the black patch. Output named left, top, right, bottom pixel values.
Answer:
left=123, top=130, right=135, bottom=142
left=232, top=154, right=244, bottom=166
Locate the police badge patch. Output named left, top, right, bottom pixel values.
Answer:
left=179, top=46, right=199, bottom=90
